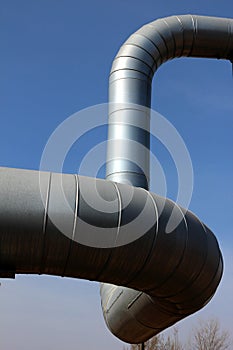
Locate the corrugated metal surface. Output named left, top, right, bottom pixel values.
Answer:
left=103, top=14, right=232, bottom=343
left=0, top=167, right=223, bottom=342
left=106, top=15, right=233, bottom=188
left=1, top=14, right=232, bottom=344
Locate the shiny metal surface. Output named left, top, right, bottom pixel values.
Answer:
left=1, top=14, right=232, bottom=345
left=0, top=167, right=222, bottom=343
left=106, top=14, right=233, bottom=188
left=103, top=14, right=232, bottom=343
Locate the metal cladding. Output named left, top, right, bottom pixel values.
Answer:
left=0, top=14, right=232, bottom=345
left=106, top=14, right=233, bottom=188
left=0, top=167, right=222, bottom=343
left=103, top=14, right=232, bottom=343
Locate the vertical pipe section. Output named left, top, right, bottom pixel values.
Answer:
left=103, top=14, right=232, bottom=343
left=106, top=15, right=233, bottom=188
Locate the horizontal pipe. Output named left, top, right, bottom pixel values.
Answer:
left=0, top=167, right=222, bottom=343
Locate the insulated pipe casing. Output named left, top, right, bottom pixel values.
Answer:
left=0, top=167, right=222, bottom=343
left=106, top=15, right=233, bottom=188
left=1, top=14, right=231, bottom=345
left=103, top=14, right=232, bottom=342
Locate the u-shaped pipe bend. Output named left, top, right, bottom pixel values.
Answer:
left=0, top=167, right=223, bottom=343
left=0, top=14, right=232, bottom=345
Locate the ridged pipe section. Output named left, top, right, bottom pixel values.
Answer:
left=0, top=167, right=222, bottom=343
left=1, top=14, right=232, bottom=345
left=106, top=14, right=233, bottom=188
left=103, top=14, right=232, bottom=343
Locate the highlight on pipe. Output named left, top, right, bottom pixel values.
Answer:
left=1, top=14, right=233, bottom=345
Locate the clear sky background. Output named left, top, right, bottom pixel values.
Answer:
left=0, top=1, right=232, bottom=349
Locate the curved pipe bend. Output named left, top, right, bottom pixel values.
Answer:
left=0, top=167, right=222, bottom=343
left=104, top=14, right=232, bottom=342
left=1, top=14, right=232, bottom=345
left=106, top=14, right=233, bottom=188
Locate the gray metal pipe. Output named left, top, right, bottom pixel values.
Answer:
left=103, top=14, right=232, bottom=343
left=0, top=167, right=222, bottom=343
left=106, top=14, right=233, bottom=188
left=1, top=14, right=232, bottom=345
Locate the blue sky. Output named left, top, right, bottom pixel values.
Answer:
left=0, top=1, right=232, bottom=349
